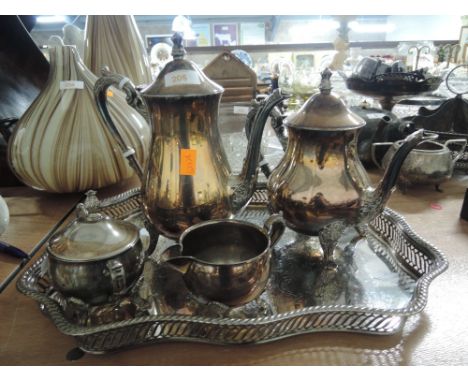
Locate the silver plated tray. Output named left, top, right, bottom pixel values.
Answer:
left=17, top=188, right=448, bottom=354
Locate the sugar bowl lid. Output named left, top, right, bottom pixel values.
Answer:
left=285, top=68, right=365, bottom=131
left=47, top=191, right=140, bottom=262
left=141, top=32, right=223, bottom=98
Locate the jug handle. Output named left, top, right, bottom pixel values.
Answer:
left=263, top=214, right=285, bottom=247
left=371, top=142, right=394, bottom=169
left=160, top=245, right=194, bottom=274
left=445, top=139, right=467, bottom=164
left=94, top=68, right=144, bottom=181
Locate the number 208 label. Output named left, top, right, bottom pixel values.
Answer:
left=164, top=70, right=201, bottom=87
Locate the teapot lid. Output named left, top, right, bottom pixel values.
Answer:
left=141, top=33, right=223, bottom=98
left=285, top=68, right=365, bottom=131
left=47, top=191, right=140, bottom=263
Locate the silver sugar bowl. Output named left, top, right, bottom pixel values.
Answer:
left=373, top=138, right=466, bottom=191
left=47, top=191, right=147, bottom=305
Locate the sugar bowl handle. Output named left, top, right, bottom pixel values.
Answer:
left=106, top=259, right=127, bottom=295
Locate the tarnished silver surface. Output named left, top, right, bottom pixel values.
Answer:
left=267, top=70, right=432, bottom=237
left=17, top=187, right=448, bottom=354
left=48, top=191, right=141, bottom=261
left=162, top=215, right=284, bottom=306
left=374, top=138, right=467, bottom=190
left=46, top=191, right=147, bottom=305
left=266, top=70, right=434, bottom=270
left=94, top=32, right=288, bottom=239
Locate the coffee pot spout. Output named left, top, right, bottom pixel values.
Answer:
left=230, top=89, right=290, bottom=211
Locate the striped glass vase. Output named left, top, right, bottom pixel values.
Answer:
left=84, top=15, right=152, bottom=86
left=8, top=38, right=151, bottom=193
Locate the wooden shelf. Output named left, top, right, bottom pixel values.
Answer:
left=186, top=40, right=458, bottom=54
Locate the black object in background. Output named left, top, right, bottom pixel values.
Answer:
left=0, top=15, right=50, bottom=186
left=460, top=188, right=468, bottom=221
left=18, top=15, right=37, bottom=32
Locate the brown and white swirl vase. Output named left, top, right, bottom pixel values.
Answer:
left=84, top=16, right=152, bottom=85
left=7, top=39, right=151, bottom=193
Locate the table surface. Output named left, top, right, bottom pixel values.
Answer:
left=1, top=174, right=467, bottom=366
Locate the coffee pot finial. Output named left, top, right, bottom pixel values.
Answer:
left=171, top=32, right=186, bottom=60
left=319, top=68, right=333, bottom=94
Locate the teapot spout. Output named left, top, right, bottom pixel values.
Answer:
left=230, top=89, right=290, bottom=212
left=369, top=129, right=436, bottom=215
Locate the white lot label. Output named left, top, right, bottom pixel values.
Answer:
left=233, top=106, right=250, bottom=115
left=164, top=70, right=201, bottom=87
left=60, top=81, right=84, bottom=90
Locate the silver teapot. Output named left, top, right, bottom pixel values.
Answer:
left=253, top=69, right=435, bottom=265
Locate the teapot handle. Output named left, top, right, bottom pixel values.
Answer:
left=243, top=90, right=290, bottom=179
left=94, top=68, right=145, bottom=181
left=445, top=139, right=467, bottom=164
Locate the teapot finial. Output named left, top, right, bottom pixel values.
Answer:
left=171, top=32, right=186, bottom=60
left=319, top=68, right=333, bottom=95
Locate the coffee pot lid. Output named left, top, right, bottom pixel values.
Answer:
left=285, top=68, right=365, bottom=131
left=141, top=32, right=223, bottom=98
left=47, top=191, right=140, bottom=262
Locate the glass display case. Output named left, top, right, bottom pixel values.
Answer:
left=29, top=15, right=464, bottom=72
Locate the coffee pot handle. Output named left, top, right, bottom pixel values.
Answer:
left=94, top=68, right=145, bottom=181
left=445, top=139, right=467, bottom=164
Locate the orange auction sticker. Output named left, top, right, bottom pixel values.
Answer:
left=180, top=149, right=197, bottom=176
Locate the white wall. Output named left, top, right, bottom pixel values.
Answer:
left=386, top=15, right=461, bottom=41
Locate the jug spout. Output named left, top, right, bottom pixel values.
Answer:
left=230, top=89, right=290, bottom=211
left=367, top=129, right=436, bottom=216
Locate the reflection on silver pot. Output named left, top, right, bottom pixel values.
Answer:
left=372, top=138, right=466, bottom=191
left=94, top=32, right=285, bottom=240
left=257, top=68, right=433, bottom=268
left=0, top=194, right=9, bottom=235
left=47, top=191, right=148, bottom=305
left=161, top=215, right=284, bottom=306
